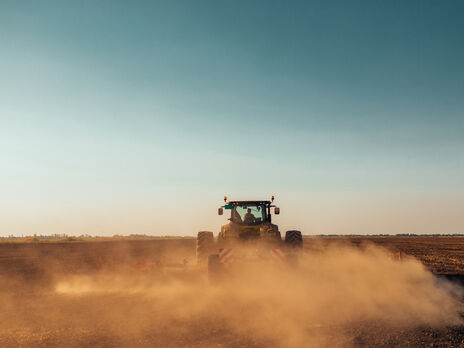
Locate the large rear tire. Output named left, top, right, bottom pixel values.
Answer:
left=285, top=230, right=303, bottom=248
left=196, top=231, right=215, bottom=265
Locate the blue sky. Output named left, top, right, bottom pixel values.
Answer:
left=1, top=0, right=463, bottom=235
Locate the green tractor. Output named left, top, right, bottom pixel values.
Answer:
left=196, top=197, right=303, bottom=280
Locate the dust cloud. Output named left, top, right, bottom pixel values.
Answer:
left=0, top=242, right=462, bottom=347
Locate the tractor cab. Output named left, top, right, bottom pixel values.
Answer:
left=218, top=197, right=280, bottom=224
left=217, top=197, right=281, bottom=241
left=230, top=203, right=267, bottom=225
left=219, top=200, right=279, bottom=225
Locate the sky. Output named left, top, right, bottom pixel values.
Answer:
left=0, top=0, right=463, bottom=236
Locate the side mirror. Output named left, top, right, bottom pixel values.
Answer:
left=274, top=207, right=280, bottom=215
left=218, top=208, right=223, bottom=215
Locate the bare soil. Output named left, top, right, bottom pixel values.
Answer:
left=1, top=236, right=464, bottom=347
left=308, top=236, right=464, bottom=274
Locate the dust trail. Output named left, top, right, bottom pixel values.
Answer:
left=49, top=243, right=463, bottom=347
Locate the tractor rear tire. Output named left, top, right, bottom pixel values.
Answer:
left=208, top=254, right=223, bottom=283
left=197, top=231, right=215, bottom=265
left=285, top=230, right=303, bottom=248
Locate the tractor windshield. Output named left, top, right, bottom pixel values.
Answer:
left=231, top=204, right=267, bottom=225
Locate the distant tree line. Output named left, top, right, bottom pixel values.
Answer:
left=0, top=233, right=193, bottom=240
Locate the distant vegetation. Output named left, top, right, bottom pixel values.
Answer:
left=0, top=234, right=193, bottom=243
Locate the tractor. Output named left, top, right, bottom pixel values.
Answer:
left=196, top=196, right=303, bottom=280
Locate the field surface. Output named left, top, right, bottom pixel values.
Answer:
left=309, top=236, right=464, bottom=274
left=1, top=236, right=464, bottom=347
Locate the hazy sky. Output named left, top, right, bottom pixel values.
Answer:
left=1, top=0, right=463, bottom=236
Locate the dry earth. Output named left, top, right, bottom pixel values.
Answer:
left=1, top=237, right=464, bottom=347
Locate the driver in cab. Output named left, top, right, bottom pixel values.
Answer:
left=243, top=208, right=256, bottom=224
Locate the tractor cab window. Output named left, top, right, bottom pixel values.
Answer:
left=231, top=204, right=266, bottom=225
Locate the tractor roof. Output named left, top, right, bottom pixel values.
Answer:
left=227, top=200, right=272, bottom=205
